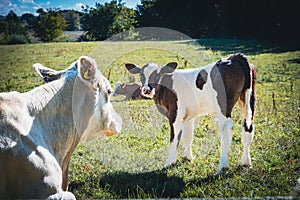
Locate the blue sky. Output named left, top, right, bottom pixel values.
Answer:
left=0, top=0, right=141, bottom=16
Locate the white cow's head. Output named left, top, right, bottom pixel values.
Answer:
left=33, top=56, right=122, bottom=141
left=125, top=62, right=178, bottom=98
left=75, top=56, right=122, bottom=141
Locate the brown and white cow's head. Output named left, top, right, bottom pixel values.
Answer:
left=125, top=62, right=178, bottom=98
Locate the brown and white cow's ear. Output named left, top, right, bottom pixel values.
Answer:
left=125, top=63, right=141, bottom=74
left=78, top=56, right=97, bottom=81
left=161, top=62, right=178, bottom=74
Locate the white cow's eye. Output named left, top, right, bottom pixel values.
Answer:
left=107, top=89, right=112, bottom=95
left=97, top=82, right=102, bottom=89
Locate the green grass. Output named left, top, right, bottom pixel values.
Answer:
left=0, top=39, right=299, bottom=198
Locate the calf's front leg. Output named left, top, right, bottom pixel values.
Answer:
left=164, top=119, right=183, bottom=168
left=182, top=118, right=195, bottom=161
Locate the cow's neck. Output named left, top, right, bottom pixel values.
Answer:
left=152, top=73, right=178, bottom=122
left=24, top=77, right=80, bottom=164
left=154, top=74, right=175, bottom=102
left=26, top=78, right=68, bottom=114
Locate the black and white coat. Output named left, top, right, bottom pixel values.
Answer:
left=125, top=53, right=256, bottom=173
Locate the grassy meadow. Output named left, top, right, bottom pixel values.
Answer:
left=0, top=39, right=299, bottom=198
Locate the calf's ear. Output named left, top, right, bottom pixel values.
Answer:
left=161, top=62, right=178, bottom=74
left=78, top=56, right=97, bottom=81
left=125, top=63, right=141, bottom=74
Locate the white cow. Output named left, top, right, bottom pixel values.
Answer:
left=125, top=53, right=256, bottom=173
left=0, top=56, right=122, bottom=199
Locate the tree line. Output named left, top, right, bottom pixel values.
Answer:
left=0, top=0, right=299, bottom=44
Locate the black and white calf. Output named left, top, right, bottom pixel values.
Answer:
left=125, top=54, right=256, bottom=173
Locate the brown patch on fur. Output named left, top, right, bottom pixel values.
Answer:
left=211, top=54, right=249, bottom=117
left=196, top=69, right=208, bottom=90
left=153, top=73, right=178, bottom=142
left=243, top=119, right=253, bottom=132
left=250, top=65, right=257, bottom=121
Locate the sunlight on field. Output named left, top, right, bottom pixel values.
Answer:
left=77, top=40, right=221, bottom=173
left=0, top=40, right=299, bottom=198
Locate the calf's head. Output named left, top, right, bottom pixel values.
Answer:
left=113, top=82, right=123, bottom=96
left=125, top=62, right=178, bottom=98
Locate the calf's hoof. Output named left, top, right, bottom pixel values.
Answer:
left=182, top=157, right=193, bottom=163
left=184, top=154, right=194, bottom=161
left=242, top=164, right=252, bottom=169
left=163, top=161, right=177, bottom=169
left=217, top=166, right=229, bottom=174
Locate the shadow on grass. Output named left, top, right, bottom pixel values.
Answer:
left=69, top=169, right=185, bottom=198
left=179, top=38, right=299, bottom=55
left=98, top=167, right=241, bottom=198
left=100, top=169, right=184, bottom=198
left=69, top=166, right=243, bottom=198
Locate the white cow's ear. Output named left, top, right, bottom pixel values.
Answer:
left=33, top=63, right=62, bottom=83
left=161, top=62, right=178, bottom=74
left=78, top=56, right=97, bottom=81
left=125, top=63, right=141, bottom=74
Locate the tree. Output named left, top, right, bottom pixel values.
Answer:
left=136, top=0, right=157, bottom=27
left=136, top=0, right=220, bottom=37
left=5, top=10, right=26, bottom=35
left=110, top=7, right=137, bottom=36
left=21, top=13, right=36, bottom=30
left=60, top=10, right=82, bottom=31
left=0, top=18, right=8, bottom=34
left=0, top=10, right=29, bottom=44
left=34, top=9, right=66, bottom=42
left=84, top=0, right=137, bottom=40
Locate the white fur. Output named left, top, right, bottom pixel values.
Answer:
left=0, top=57, right=122, bottom=199
left=142, top=63, right=159, bottom=98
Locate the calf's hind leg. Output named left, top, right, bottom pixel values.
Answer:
left=239, top=90, right=255, bottom=166
left=241, top=123, right=254, bottom=166
left=217, top=115, right=234, bottom=173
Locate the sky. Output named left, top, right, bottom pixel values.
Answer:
left=0, top=0, right=141, bottom=16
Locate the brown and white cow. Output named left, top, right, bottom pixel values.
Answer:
left=113, top=82, right=150, bottom=100
left=0, top=56, right=122, bottom=199
left=125, top=53, right=256, bottom=173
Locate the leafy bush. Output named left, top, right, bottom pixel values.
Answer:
left=6, top=34, right=30, bottom=45
left=34, top=9, right=66, bottom=42
left=84, top=0, right=137, bottom=40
